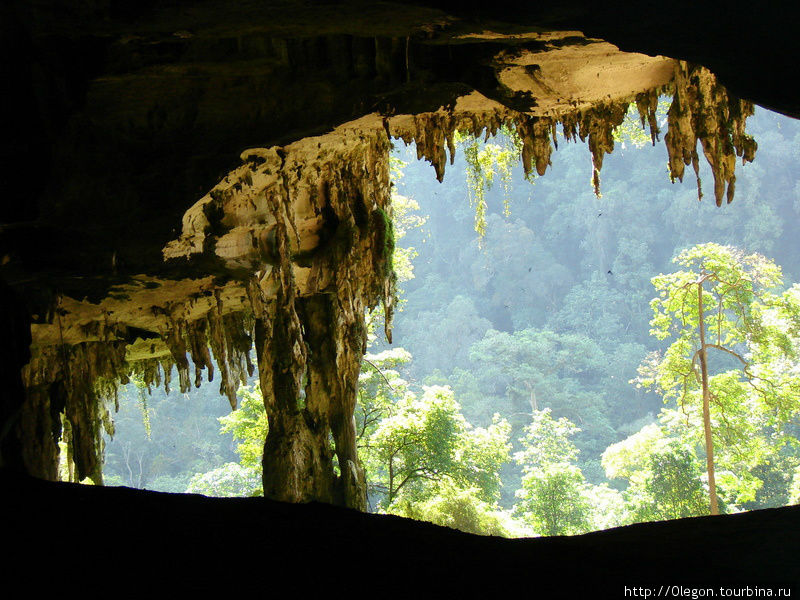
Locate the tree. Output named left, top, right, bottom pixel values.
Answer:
left=184, top=383, right=267, bottom=496
left=389, top=480, right=515, bottom=537
left=515, top=464, right=592, bottom=536
left=513, top=408, right=593, bottom=535
left=638, top=243, right=795, bottom=514
left=363, top=385, right=511, bottom=509
left=464, top=215, right=571, bottom=328
left=790, top=466, right=800, bottom=505
left=602, top=423, right=709, bottom=521
left=104, top=375, right=238, bottom=493
left=469, top=329, right=603, bottom=415
left=355, top=347, right=413, bottom=445
left=468, top=328, right=615, bottom=465
left=217, top=384, right=268, bottom=475
left=399, top=295, right=492, bottom=377
left=186, top=462, right=261, bottom=497
left=547, top=272, right=628, bottom=343
left=386, top=190, right=427, bottom=289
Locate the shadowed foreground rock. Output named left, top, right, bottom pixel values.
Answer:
left=3, top=472, right=797, bottom=595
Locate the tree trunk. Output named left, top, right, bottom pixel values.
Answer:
left=697, top=279, right=719, bottom=515
left=525, top=382, right=538, bottom=412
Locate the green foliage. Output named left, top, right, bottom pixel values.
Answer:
left=636, top=242, right=800, bottom=510
left=457, top=126, right=523, bottom=237
left=363, top=385, right=511, bottom=507
left=513, top=409, right=593, bottom=535
left=218, top=384, right=268, bottom=472
left=104, top=107, right=800, bottom=532
left=103, top=382, right=238, bottom=491
left=389, top=479, right=513, bottom=536
left=470, top=329, right=603, bottom=409
left=179, top=383, right=267, bottom=496
left=515, top=463, right=592, bottom=536
left=377, top=206, right=396, bottom=278
left=389, top=192, right=427, bottom=286
left=790, top=465, right=800, bottom=504
left=133, top=381, right=152, bottom=440
left=602, top=422, right=709, bottom=521
left=465, top=215, right=572, bottom=328
left=515, top=408, right=581, bottom=468
left=741, top=452, right=799, bottom=509
left=398, top=295, right=492, bottom=378
left=584, top=483, right=630, bottom=531
left=602, top=422, right=666, bottom=483
left=646, top=243, right=782, bottom=352
left=638, top=442, right=711, bottom=520
left=186, top=462, right=261, bottom=497
left=356, top=347, right=413, bottom=444
left=547, top=272, right=627, bottom=342
left=468, top=328, right=615, bottom=462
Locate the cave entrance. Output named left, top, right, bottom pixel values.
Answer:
left=97, top=96, right=800, bottom=535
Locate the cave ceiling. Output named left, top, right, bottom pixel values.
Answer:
left=1, top=0, right=797, bottom=491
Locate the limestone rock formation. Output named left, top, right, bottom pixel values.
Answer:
left=0, top=7, right=756, bottom=509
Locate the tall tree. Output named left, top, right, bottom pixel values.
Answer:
left=638, top=243, right=792, bottom=514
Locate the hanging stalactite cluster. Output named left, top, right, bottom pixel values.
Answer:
left=392, top=61, right=754, bottom=205
left=665, top=61, right=757, bottom=206
left=157, top=306, right=255, bottom=409
left=19, top=293, right=258, bottom=481
left=21, top=341, right=128, bottom=483
left=391, top=89, right=665, bottom=195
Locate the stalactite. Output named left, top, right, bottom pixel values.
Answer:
left=665, top=61, right=757, bottom=206
left=515, top=115, right=556, bottom=177
left=578, top=102, right=629, bottom=196
left=19, top=288, right=262, bottom=482
left=636, top=89, right=662, bottom=145
left=207, top=305, right=254, bottom=410
left=395, top=111, right=509, bottom=183
left=21, top=341, right=128, bottom=483
left=156, top=305, right=255, bottom=409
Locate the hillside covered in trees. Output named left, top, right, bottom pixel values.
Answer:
left=103, top=103, right=800, bottom=537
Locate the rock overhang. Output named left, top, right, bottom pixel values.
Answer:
left=0, top=0, right=790, bottom=498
